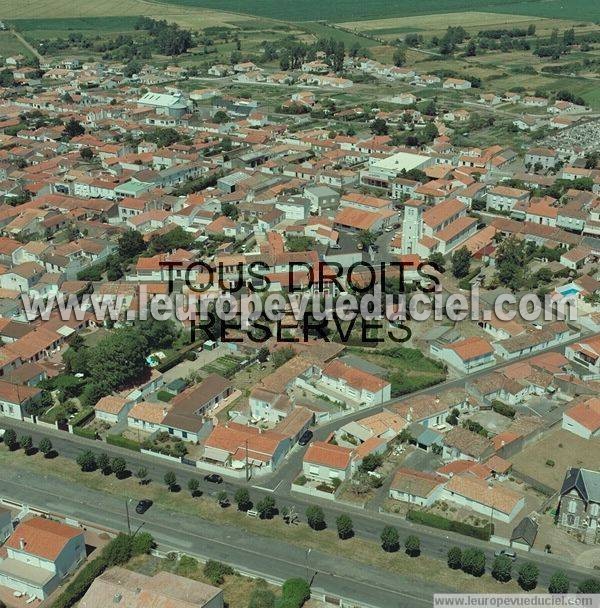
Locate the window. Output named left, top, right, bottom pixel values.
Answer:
left=568, top=500, right=578, bottom=514
left=309, top=466, right=319, bottom=476
left=591, top=503, right=599, bottom=517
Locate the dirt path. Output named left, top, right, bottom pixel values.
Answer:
left=11, top=29, right=43, bottom=62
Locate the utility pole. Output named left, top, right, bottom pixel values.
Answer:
left=245, top=439, right=249, bottom=482
left=125, top=498, right=132, bottom=536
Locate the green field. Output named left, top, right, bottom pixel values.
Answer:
left=9, top=16, right=142, bottom=32
left=0, top=31, right=33, bottom=58
left=299, top=22, right=379, bottom=48
left=151, top=0, right=600, bottom=23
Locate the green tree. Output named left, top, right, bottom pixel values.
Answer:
left=131, top=532, right=154, bottom=556
left=358, top=230, right=377, bottom=249
left=234, top=488, right=252, bottom=511
left=64, top=118, right=85, bottom=139
left=577, top=578, right=600, bottom=593
left=102, top=533, right=132, bottom=566
left=306, top=505, right=326, bottom=530
left=281, top=578, right=310, bottom=606
left=3, top=429, right=16, bottom=450
left=380, top=525, right=400, bottom=552
left=164, top=471, right=177, bottom=491
left=404, top=535, right=420, bottom=557
left=358, top=453, right=383, bottom=473
left=136, top=467, right=148, bottom=484
left=393, top=47, right=406, bottom=66
left=461, top=548, right=486, bottom=577
left=257, top=346, right=269, bottom=363
left=271, top=346, right=295, bottom=368
left=447, top=546, right=462, bottom=569
left=248, top=583, right=276, bottom=608
left=370, top=118, right=388, bottom=135
left=204, top=560, right=234, bottom=585
left=213, top=110, right=229, bottom=124
left=492, top=556, right=512, bottom=582
left=548, top=571, right=570, bottom=593
left=19, top=435, right=32, bottom=453
left=80, top=147, right=94, bottom=161
left=518, top=562, right=539, bottom=591
left=451, top=246, right=471, bottom=279
left=97, top=452, right=111, bottom=474
left=111, top=457, right=127, bottom=479
left=138, top=318, right=179, bottom=350
left=39, top=437, right=53, bottom=457
left=188, top=478, right=200, bottom=497
left=495, top=236, right=526, bottom=291
left=336, top=514, right=354, bottom=540
left=118, top=229, right=146, bottom=260
left=256, top=496, right=276, bottom=519
left=76, top=450, right=97, bottom=472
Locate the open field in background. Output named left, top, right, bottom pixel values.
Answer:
left=92, top=0, right=600, bottom=23
left=0, top=31, right=34, bottom=58
left=338, top=12, right=600, bottom=40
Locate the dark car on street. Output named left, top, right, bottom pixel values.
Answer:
left=204, top=473, right=223, bottom=484
left=135, top=499, right=153, bottom=514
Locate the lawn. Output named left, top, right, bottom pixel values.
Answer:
left=348, top=345, right=447, bottom=397
left=0, top=446, right=535, bottom=594
left=509, top=428, right=600, bottom=490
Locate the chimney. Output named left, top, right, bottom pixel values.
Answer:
left=19, top=538, right=25, bottom=550
left=113, top=592, right=122, bottom=604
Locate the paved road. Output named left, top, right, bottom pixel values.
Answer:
left=0, top=466, right=447, bottom=608
left=0, top=424, right=596, bottom=596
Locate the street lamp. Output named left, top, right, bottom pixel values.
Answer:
left=125, top=497, right=132, bottom=536
left=305, top=548, right=312, bottom=581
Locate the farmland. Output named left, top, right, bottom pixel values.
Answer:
left=116, top=0, right=600, bottom=24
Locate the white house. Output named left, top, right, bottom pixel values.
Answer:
left=430, top=336, right=495, bottom=374
left=0, top=517, right=86, bottom=600
left=303, top=441, right=354, bottom=482
left=0, top=380, right=42, bottom=420
left=562, top=397, right=600, bottom=440
left=389, top=468, right=445, bottom=507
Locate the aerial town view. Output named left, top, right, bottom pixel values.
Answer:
left=0, top=0, right=600, bottom=606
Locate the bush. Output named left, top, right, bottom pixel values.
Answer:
left=70, top=406, right=95, bottom=427
left=73, top=427, right=97, bottom=440
left=107, top=434, right=140, bottom=452
left=518, top=562, right=539, bottom=591
left=156, top=390, right=174, bottom=402
left=491, top=400, right=516, bottom=418
left=280, top=578, right=310, bottom=608
left=380, top=525, right=400, bottom=552
left=306, top=505, right=325, bottom=531
left=461, top=548, right=486, bottom=577
left=203, top=560, right=234, bottom=585
left=546, top=459, right=555, bottom=467
left=405, top=535, right=420, bottom=557
left=447, top=546, right=462, bottom=569
left=407, top=510, right=493, bottom=540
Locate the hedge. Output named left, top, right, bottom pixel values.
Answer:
left=156, top=351, right=186, bottom=373
left=491, top=400, right=516, bottom=419
left=407, top=510, right=494, bottom=541
left=106, top=434, right=140, bottom=452
left=70, top=407, right=95, bottom=427
left=73, top=427, right=97, bottom=440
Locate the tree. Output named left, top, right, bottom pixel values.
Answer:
left=257, top=346, right=269, bottom=363
left=136, top=467, right=148, bottom=485
left=465, top=40, right=477, bottom=56
left=393, top=47, right=406, bottom=66
left=495, top=236, right=526, bottom=291
left=404, top=535, right=420, bottom=557
left=518, top=562, right=539, bottom=591
left=3, top=429, right=16, bottom=451
left=164, top=471, right=177, bottom=491
left=549, top=571, right=570, bottom=593
left=217, top=491, right=229, bottom=506
left=138, top=318, right=179, bottom=350
left=102, top=533, right=132, bottom=566
left=370, top=118, right=388, bottom=136
left=358, top=230, right=377, bottom=249
left=97, top=452, right=111, bottom=474
left=213, top=110, right=229, bottom=124
left=234, top=488, right=252, bottom=512
left=132, top=532, right=154, bottom=556
left=76, top=450, right=97, bottom=472
left=248, top=584, right=276, bottom=608
left=451, top=246, right=471, bottom=279
left=461, top=548, right=486, bottom=577
left=281, top=578, right=310, bottom=606
left=577, top=578, right=600, bottom=593
left=336, top=514, right=354, bottom=540
left=306, top=505, right=326, bottom=530
left=447, top=546, right=462, bottom=569
left=64, top=118, right=85, bottom=139
left=118, top=229, right=146, bottom=260
left=358, top=453, right=383, bottom=473
left=256, top=496, right=276, bottom=519
left=80, top=147, right=94, bottom=161
left=19, top=435, right=32, bottom=453
left=39, top=437, right=52, bottom=457
left=380, top=525, right=400, bottom=552
left=271, top=346, right=295, bottom=368
left=188, top=478, right=200, bottom=497
left=204, top=560, right=234, bottom=585
left=111, top=457, right=127, bottom=479
left=492, top=556, right=512, bottom=582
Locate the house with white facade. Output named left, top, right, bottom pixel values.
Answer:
left=303, top=441, right=354, bottom=482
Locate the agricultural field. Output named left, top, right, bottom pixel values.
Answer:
left=338, top=12, right=600, bottom=41
left=119, top=0, right=600, bottom=24
left=0, top=31, right=33, bottom=59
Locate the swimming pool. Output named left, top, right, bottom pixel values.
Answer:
left=558, top=284, right=581, bottom=298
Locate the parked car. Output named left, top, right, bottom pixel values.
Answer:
left=298, top=430, right=313, bottom=446
left=204, top=473, right=223, bottom=484
left=494, top=549, right=516, bottom=561
left=135, top=499, right=153, bottom=514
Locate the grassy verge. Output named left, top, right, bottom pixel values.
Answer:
left=0, top=446, right=532, bottom=593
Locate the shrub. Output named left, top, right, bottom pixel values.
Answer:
left=407, top=510, right=493, bottom=540
left=461, top=548, right=486, bottom=577
left=106, top=434, right=140, bottom=451
left=546, top=459, right=555, bottom=467
left=380, top=525, right=400, bottom=552
left=306, top=505, right=325, bottom=530
left=491, top=400, right=516, bottom=418
left=518, top=562, right=539, bottom=591
left=447, top=546, right=462, bottom=569
left=405, top=535, right=420, bottom=557
left=280, top=578, right=310, bottom=608
left=203, top=560, right=234, bottom=585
